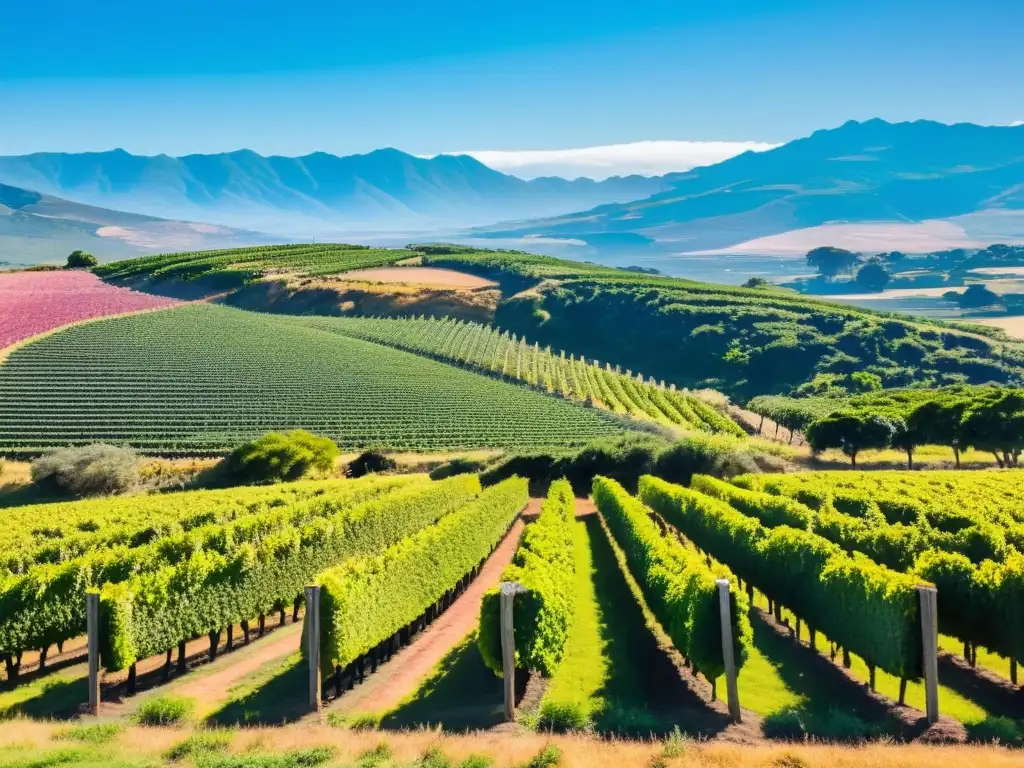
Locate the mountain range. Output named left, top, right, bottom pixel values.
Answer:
left=3, top=119, right=1023, bottom=261
left=0, top=183, right=277, bottom=266
left=0, top=148, right=670, bottom=235
left=479, top=119, right=1024, bottom=254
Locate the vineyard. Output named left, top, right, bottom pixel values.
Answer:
left=94, top=243, right=414, bottom=285
left=731, top=470, right=1024, bottom=679
left=287, top=315, right=744, bottom=435
left=0, top=304, right=629, bottom=455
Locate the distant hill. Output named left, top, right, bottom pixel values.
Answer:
left=478, top=119, right=1024, bottom=253
left=0, top=148, right=671, bottom=235
left=0, top=183, right=279, bottom=266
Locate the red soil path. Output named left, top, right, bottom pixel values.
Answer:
left=332, top=501, right=538, bottom=715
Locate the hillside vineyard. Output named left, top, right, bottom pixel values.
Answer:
left=0, top=304, right=627, bottom=455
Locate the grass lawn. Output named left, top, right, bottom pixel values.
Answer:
left=756, top=594, right=1023, bottom=740
left=0, top=664, right=88, bottom=720
left=540, top=516, right=717, bottom=736
left=381, top=634, right=505, bottom=730
left=206, top=653, right=310, bottom=726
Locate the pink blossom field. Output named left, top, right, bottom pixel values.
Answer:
left=0, top=270, right=180, bottom=349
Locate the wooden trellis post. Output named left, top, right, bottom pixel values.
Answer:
left=86, top=592, right=100, bottom=716
left=304, top=586, right=321, bottom=712
left=716, top=579, right=741, bottom=722
left=500, top=582, right=526, bottom=722
left=918, top=585, right=939, bottom=724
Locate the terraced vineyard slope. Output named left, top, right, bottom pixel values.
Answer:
left=0, top=304, right=627, bottom=455
left=288, top=315, right=744, bottom=435
left=95, top=243, right=413, bottom=285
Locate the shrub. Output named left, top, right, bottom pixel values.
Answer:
left=966, top=716, right=1023, bottom=746
left=356, top=742, right=393, bottom=767
left=66, top=250, right=98, bottom=269
left=429, top=457, right=488, bottom=480
left=534, top=701, right=593, bottom=733
left=661, top=726, right=689, bottom=758
left=31, top=443, right=141, bottom=497
left=347, top=451, right=397, bottom=478
left=457, top=756, right=494, bottom=768
left=762, top=707, right=806, bottom=740
left=520, top=745, right=563, bottom=768
left=164, top=729, right=234, bottom=761
left=653, top=434, right=756, bottom=486
left=134, top=695, right=196, bottom=726
left=224, top=430, right=339, bottom=484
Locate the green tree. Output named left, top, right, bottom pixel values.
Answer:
left=806, top=247, right=860, bottom=282
left=66, top=250, right=98, bottom=269
left=805, top=413, right=897, bottom=467
left=741, top=277, right=770, bottom=289
left=854, top=259, right=892, bottom=292
left=948, top=284, right=1002, bottom=309
left=960, top=391, right=1024, bottom=467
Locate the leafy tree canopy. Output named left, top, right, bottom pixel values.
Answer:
left=854, top=259, right=892, bottom=292
left=66, top=250, right=98, bottom=269
left=806, top=246, right=860, bottom=281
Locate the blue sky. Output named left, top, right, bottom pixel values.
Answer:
left=1, top=0, right=1021, bottom=172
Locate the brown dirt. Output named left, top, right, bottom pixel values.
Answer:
left=169, top=622, right=304, bottom=713
left=330, top=507, right=535, bottom=715
left=336, top=267, right=497, bottom=288
left=99, top=610, right=300, bottom=714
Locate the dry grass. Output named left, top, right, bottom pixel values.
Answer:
left=2, top=720, right=1020, bottom=767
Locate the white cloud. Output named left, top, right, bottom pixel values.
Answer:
left=430, top=139, right=780, bottom=180
left=1012, top=120, right=1024, bottom=127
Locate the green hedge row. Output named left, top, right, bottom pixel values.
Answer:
left=477, top=478, right=576, bottom=677
left=731, top=475, right=1018, bottom=659
left=317, top=477, right=528, bottom=671
left=915, top=550, right=1024, bottom=662
left=638, top=475, right=924, bottom=680
left=0, top=475, right=422, bottom=659
left=691, top=475, right=813, bottom=531
left=592, top=476, right=751, bottom=682
left=98, top=475, right=478, bottom=670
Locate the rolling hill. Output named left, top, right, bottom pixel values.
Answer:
left=478, top=119, right=1024, bottom=253
left=0, top=148, right=670, bottom=235
left=0, top=182, right=279, bottom=265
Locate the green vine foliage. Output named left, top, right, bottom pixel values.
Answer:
left=638, top=476, right=924, bottom=680
left=478, top=478, right=576, bottom=677
left=317, top=477, right=528, bottom=672
left=98, top=475, right=480, bottom=670
left=0, top=476, right=424, bottom=659
left=735, top=471, right=1023, bottom=659
left=592, top=476, right=751, bottom=682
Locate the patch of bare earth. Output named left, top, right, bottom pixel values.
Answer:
left=337, top=266, right=497, bottom=288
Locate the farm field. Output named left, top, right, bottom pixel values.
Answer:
left=86, top=243, right=1024, bottom=399
left=0, top=304, right=629, bottom=454
left=95, top=243, right=414, bottom=285
left=0, top=270, right=179, bottom=349
left=287, top=315, right=744, bottom=435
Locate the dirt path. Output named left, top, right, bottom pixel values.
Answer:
left=168, top=622, right=304, bottom=714
left=332, top=503, right=537, bottom=715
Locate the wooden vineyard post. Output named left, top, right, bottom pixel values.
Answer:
left=86, top=592, right=100, bottom=716
left=918, top=585, right=939, bottom=725
left=304, top=586, right=321, bottom=712
left=716, top=579, right=741, bottom=723
left=500, top=582, right=525, bottom=722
